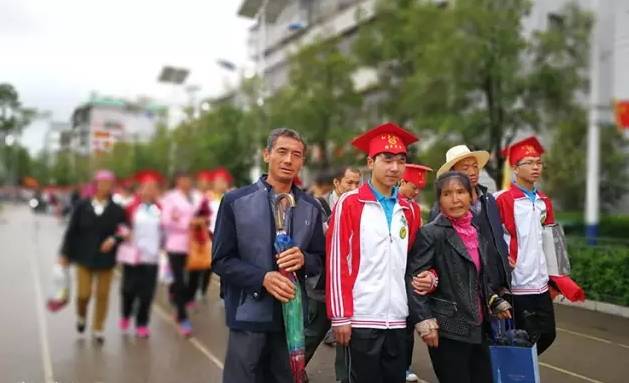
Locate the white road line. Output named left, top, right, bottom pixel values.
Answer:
left=114, top=269, right=225, bottom=369
left=539, top=362, right=605, bottom=383
left=153, top=303, right=225, bottom=370
left=29, top=224, right=55, bottom=383
left=557, top=327, right=629, bottom=349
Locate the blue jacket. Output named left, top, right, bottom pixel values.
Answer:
left=212, top=176, right=325, bottom=332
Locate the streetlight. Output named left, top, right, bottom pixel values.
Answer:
left=157, top=65, right=190, bottom=178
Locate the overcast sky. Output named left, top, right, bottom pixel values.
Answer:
left=1, top=0, right=254, bottom=154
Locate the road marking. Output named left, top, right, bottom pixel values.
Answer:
left=113, top=268, right=225, bottom=369
left=539, top=362, right=604, bottom=383
left=153, top=303, right=225, bottom=370
left=29, top=221, right=55, bottom=383
left=557, top=327, right=629, bottom=349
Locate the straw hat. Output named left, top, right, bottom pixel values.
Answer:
left=436, top=145, right=490, bottom=177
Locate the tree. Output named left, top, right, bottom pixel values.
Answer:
left=353, top=0, right=592, bottom=186
left=0, top=83, right=36, bottom=135
left=267, top=39, right=362, bottom=169
left=545, top=114, right=629, bottom=212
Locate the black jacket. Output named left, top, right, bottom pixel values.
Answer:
left=429, top=184, right=511, bottom=293
left=406, top=215, right=498, bottom=344
left=61, top=198, right=127, bottom=269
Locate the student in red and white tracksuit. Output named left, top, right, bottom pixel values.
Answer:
left=398, top=163, right=433, bottom=382
left=326, top=122, right=421, bottom=383
left=494, top=136, right=556, bottom=354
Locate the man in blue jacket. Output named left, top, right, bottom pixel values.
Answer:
left=212, top=128, right=325, bottom=383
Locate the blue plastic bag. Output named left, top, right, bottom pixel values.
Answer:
left=490, top=319, right=540, bottom=383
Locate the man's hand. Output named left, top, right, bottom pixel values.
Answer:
left=416, top=319, right=439, bottom=348
left=276, top=247, right=304, bottom=272
left=262, top=271, right=295, bottom=303
left=100, top=237, right=116, bottom=253
left=422, top=329, right=439, bottom=348
left=412, top=271, right=434, bottom=295
left=333, top=324, right=352, bottom=346
left=508, top=256, right=516, bottom=269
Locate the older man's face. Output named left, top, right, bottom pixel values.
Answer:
left=263, top=136, right=305, bottom=184
left=334, top=169, right=361, bottom=195
left=453, top=157, right=480, bottom=187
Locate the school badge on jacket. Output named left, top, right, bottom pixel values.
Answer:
left=400, top=215, right=408, bottom=239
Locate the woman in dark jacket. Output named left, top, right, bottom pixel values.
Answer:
left=407, top=172, right=511, bottom=383
left=60, top=170, right=127, bottom=343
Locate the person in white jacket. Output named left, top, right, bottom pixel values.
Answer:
left=326, top=122, right=421, bottom=383
left=117, top=170, right=164, bottom=338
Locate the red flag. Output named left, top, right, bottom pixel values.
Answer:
left=615, top=100, right=629, bottom=130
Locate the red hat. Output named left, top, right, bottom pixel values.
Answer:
left=402, top=164, right=433, bottom=190
left=196, top=169, right=215, bottom=182
left=352, top=122, right=418, bottom=158
left=134, top=170, right=164, bottom=185
left=502, top=136, right=545, bottom=166
left=212, top=167, right=233, bottom=185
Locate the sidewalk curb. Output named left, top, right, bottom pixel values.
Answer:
left=555, top=298, right=629, bottom=319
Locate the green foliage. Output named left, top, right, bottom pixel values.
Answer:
left=569, top=240, right=629, bottom=306
left=0, top=83, right=36, bottom=135
left=545, top=118, right=629, bottom=212
left=354, top=0, right=592, bottom=186
left=558, top=212, right=629, bottom=240
left=267, top=39, right=362, bottom=169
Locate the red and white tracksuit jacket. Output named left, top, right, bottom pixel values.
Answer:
left=326, top=184, right=420, bottom=329
left=494, top=184, right=555, bottom=295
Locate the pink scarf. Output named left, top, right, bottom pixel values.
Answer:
left=447, top=211, right=481, bottom=273
left=447, top=211, right=484, bottom=322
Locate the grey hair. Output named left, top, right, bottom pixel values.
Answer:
left=435, top=171, right=473, bottom=201
left=266, top=128, right=307, bottom=154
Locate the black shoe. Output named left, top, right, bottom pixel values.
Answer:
left=76, top=318, right=86, bottom=334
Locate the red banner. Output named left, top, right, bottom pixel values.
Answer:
left=615, top=100, right=629, bottom=129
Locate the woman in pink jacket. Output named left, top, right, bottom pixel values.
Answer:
left=117, top=170, right=163, bottom=338
left=161, top=171, right=202, bottom=336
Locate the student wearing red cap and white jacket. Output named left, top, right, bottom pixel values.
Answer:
left=326, top=122, right=421, bottom=383
left=494, top=136, right=583, bottom=355
left=398, top=163, right=434, bottom=383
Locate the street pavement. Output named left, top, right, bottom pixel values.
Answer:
left=1, top=204, right=627, bottom=383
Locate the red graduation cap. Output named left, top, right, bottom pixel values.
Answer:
left=212, top=166, right=233, bottom=185
left=352, top=122, right=418, bottom=158
left=134, top=169, right=164, bottom=185
left=196, top=169, right=215, bottom=182
left=502, top=136, right=545, bottom=166
left=402, top=164, right=433, bottom=190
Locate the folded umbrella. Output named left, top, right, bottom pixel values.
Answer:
left=549, top=275, right=586, bottom=302
left=273, top=193, right=305, bottom=383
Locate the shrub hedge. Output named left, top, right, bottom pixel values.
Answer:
left=568, top=240, right=629, bottom=306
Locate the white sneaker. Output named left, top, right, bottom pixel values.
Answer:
left=406, top=370, right=419, bottom=382
left=93, top=330, right=105, bottom=344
